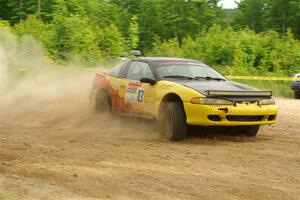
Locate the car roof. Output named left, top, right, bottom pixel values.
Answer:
left=133, top=57, right=205, bottom=65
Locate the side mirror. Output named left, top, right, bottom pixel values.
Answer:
left=140, top=77, right=157, bottom=85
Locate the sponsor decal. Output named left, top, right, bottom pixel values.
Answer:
left=158, top=61, right=200, bottom=66
left=125, top=88, right=144, bottom=103
left=127, top=81, right=141, bottom=93
left=125, top=93, right=137, bottom=103
left=125, top=81, right=144, bottom=103
left=137, top=88, right=144, bottom=103
left=128, top=81, right=142, bottom=87
left=127, top=86, right=137, bottom=93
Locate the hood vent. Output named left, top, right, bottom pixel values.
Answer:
left=206, top=90, right=272, bottom=98
left=205, top=90, right=272, bottom=103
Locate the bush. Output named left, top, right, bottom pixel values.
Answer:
left=150, top=25, right=300, bottom=76
left=97, top=23, right=125, bottom=59
left=149, top=37, right=183, bottom=57
left=49, top=15, right=102, bottom=64
left=13, top=16, right=53, bottom=56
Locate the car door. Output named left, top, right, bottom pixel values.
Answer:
left=124, top=61, right=156, bottom=117
left=105, top=61, right=129, bottom=113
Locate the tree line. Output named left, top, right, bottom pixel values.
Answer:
left=0, top=0, right=299, bottom=75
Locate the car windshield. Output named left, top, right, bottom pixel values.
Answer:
left=156, top=62, right=226, bottom=80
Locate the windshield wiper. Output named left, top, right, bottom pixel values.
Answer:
left=163, top=75, right=226, bottom=81
left=195, top=76, right=226, bottom=81
left=163, top=75, right=194, bottom=80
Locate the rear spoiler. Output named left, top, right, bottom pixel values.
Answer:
left=206, top=90, right=272, bottom=98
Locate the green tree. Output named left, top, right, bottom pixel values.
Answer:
left=234, top=0, right=266, bottom=32
left=139, top=0, right=224, bottom=49
left=150, top=36, right=183, bottom=57
left=50, top=14, right=102, bottom=64
left=13, top=15, right=53, bottom=49
left=98, top=24, right=125, bottom=58
left=0, top=0, right=56, bottom=24
left=234, top=0, right=300, bottom=38
left=264, top=0, right=300, bottom=37
left=127, top=15, right=139, bottom=50
left=109, top=0, right=142, bottom=15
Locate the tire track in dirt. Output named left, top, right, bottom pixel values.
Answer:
left=0, top=98, right=299, bottom=200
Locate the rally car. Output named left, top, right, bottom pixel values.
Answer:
left=90, top=56, right=278, bottom=141
left=290, top=73, right=300, bottom=99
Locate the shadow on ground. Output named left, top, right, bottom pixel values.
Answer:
left=186, top=126, right=258, bottom=143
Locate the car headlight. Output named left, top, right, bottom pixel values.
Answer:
left=190, top=98, right=233, bottom=105
left=259, top=98, right=275, bottom=105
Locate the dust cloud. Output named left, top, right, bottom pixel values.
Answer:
left=0, top=29, right=157, bottom=138
left=0, top=29, right=95, bottom=128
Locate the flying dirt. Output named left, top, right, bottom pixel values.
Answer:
left=0, top=32, right=300, bottom=200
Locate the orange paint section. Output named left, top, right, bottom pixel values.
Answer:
left=94, top=73, right=155, bottom=118
left=95, top=72, right=131, bottom=113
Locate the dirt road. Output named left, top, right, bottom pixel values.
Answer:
left=1, top=33, right=298, bottom=200
left=0, top=96, right=299, bottom=200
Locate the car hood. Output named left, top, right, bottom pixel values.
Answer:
left=171, top=79, right=259, bottom=95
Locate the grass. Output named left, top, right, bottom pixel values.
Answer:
left=234, top=80, right=294, bottom=98
left=214, top=66, right=295, bottom=98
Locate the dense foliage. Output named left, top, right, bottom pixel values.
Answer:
left=0, top=0, right=299, bottom=77
left=234, top=0, right=300, bottom=38
left=151, top=25, right=300, bottom=76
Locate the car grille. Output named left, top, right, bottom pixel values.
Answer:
left=226, top=115, right=264, bottom=122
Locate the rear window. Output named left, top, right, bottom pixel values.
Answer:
left=107, top=62, right=125, bottom=77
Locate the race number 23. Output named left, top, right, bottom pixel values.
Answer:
left=137, top=89, right=144, bottom=103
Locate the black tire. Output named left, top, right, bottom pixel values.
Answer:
left=160, top=102, right=187, bottom=141
left=236, top=125, right=260, bottom=137
left=295, top=91, right=300, bottom=99
left=94, top=90, right=111, bottom=112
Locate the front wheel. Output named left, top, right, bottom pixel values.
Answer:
left=236, top=125, right=260, bottom=137
left=160, top=102, right=187, bottom=141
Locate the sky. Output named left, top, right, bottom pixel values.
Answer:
left=218, top=0, right=240, bottom=9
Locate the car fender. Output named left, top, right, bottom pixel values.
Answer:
left=154, top=80, right=205, bottom=117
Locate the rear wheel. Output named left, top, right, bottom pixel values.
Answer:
left=236, top=125, right=260, bottom=137
left=94, top=90, right=111, bottom=112
left=160, top=102, right=187, bottom=141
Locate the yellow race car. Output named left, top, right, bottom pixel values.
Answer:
left=90, top=56, right=278, bottom=141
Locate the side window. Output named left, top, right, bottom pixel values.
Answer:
left=107, top=62, right=125, bottom=77
left=126, top=62, right=154, bottom=81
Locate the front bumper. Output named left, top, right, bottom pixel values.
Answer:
left=183, top=102, right=278, bottom=126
